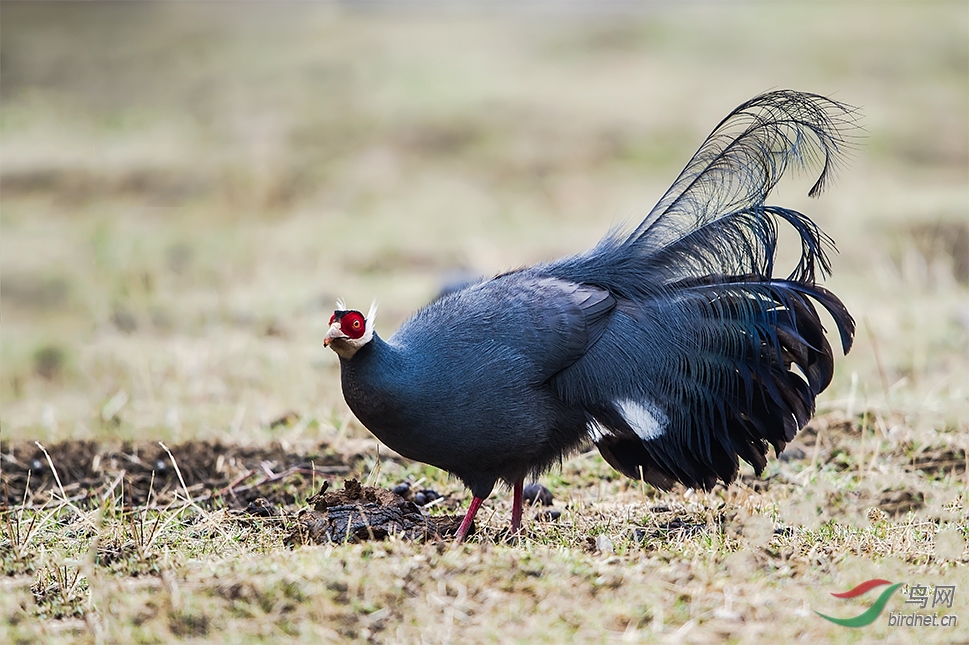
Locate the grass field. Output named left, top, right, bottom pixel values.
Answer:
left=1, top=3, right=967, bottom=643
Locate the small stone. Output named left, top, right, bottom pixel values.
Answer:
left=535, top=509, right=561, bottom=522
left=413, top=492, right=427, bottom=506
left=778, top=445, right=806, bottom=461
left=935, top=528, right=966, bottom=560
left=522, top=482, right=553, bottom=506
left=246, top=498, right=278, bottom=517
left=417, top=489, right=441, bottom=504
left=111, top=306, right=138, bottom=333
left=595, top=535, right=614, bottom=554
left=391, top=482, right=411, bottom=498
left=713, top=606, right=742, bottom=621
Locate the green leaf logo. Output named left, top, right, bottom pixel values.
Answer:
left=815, top=579, right=902, bottom=628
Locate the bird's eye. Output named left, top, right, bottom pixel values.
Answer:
left=352, top=320, right=361, bottom=329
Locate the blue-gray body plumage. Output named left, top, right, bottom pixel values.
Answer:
left=331, top=90, right=857, bottom=504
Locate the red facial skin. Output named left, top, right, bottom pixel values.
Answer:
left=331, top=311, right=366, bottom=340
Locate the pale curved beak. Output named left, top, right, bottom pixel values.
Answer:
left=323, top=322, right=346, bottom=347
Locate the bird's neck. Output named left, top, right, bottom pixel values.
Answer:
left=338, top=333, right=422, bottom=446
left=341, top=332, right=395, bottom=369
left=339, top=333, right=407, bottom=405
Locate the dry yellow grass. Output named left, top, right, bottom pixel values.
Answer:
left=2, top=3, right=967, bottom=643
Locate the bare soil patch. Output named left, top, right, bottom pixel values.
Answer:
left=1, top=439, right=351, bottom=509
left=2, top=439, right=467, bottom=546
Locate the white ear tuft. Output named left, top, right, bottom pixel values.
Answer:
left=336, top=297, right=346, bottom=310
left=366, top=299, right=379, bottom=324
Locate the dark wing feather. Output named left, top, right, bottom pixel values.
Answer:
left=402, top=273, right=615, bottom=384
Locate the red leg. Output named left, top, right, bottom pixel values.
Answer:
left=454, top=496, right=484, bottom=544
left=510, top=478, right=524, bottom=535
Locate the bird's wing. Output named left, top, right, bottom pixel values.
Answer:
left=404, top=273, right=616, bottom=385
left=535, top=279, right=616, bottom=381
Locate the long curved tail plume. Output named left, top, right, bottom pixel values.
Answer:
left=548, top=90, right=859, bottom=296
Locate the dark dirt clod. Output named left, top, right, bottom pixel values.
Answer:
left=522, top=482, right=553, bottom=506
left=309, top=477, right=401, bottom=510
left=286, top=479, right=465, bottom=545
left=413, top=489, right=441, bottom=506
left=908, top=448, right=967, bottom=476
left=246, top=498, right=279, bottom=518
left=739, top=474, right=772, bottom=493
left=535, top=509, right=561, bottom=522
left=877, top=489, right=926, bottom=516
left=389, top=482, right=442, bottom=507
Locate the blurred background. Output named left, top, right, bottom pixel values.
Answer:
left=2, top=3, right=966, bottom=445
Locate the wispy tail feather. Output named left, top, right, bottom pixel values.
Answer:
left=637, top=89, right=856, bottom=235
left=545, top=90, right=858, bottom=296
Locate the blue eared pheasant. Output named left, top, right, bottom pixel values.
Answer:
left=323, top=90, right=857, bottom=543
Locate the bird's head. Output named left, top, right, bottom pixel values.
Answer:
left=323, top=299, right=377, bottom=359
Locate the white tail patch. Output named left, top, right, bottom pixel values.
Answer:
left=617, top=398, right=667, bottom=441
left=587, top=420, right=608, bottom=442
